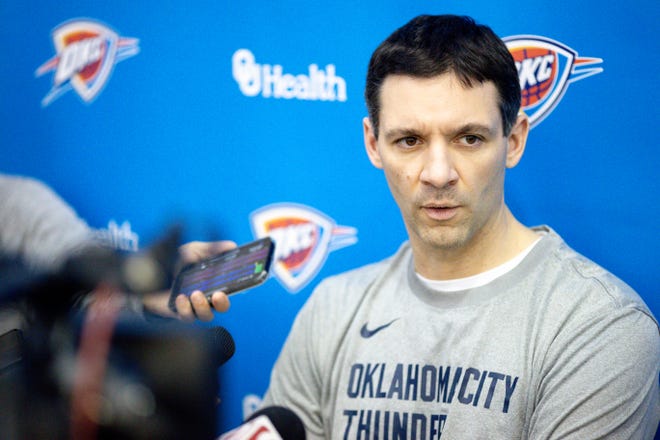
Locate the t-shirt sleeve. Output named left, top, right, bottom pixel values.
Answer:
left=262, top=280, right=331, bottom=440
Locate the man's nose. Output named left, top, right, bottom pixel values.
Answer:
left=419, top=143, right=459, bottom=188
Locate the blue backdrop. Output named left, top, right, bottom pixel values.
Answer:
left=1, top=0, right=658, bottom=432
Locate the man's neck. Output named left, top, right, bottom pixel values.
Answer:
left=412, top=208, right=538, bottom=280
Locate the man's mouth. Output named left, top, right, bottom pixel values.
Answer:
left=421, top=203, right=460, bottom=221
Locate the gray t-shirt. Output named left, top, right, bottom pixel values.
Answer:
left=264, top=226, right=660, bottom=439
left=0, top=174, right=91, bottom=272
left=0, top=175, right=92, bottom=332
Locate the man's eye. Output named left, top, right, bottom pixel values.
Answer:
left=459, top=135, right=483, bottom=146
left=396, top=137, right=419, bottom=148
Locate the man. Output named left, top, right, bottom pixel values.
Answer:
left=261, top=15, right=660, bottom=439
left=0, top=174, right=234, bottom=437
left=0, top=173, right=232, bottom=325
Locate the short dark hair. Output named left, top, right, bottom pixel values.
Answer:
left=365, top=15, right=521, bottom=137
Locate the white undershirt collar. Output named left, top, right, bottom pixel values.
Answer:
left=416, top=235, right=543, bottom=292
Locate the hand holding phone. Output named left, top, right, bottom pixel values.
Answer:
left=168, top=237, right=274, bottom=313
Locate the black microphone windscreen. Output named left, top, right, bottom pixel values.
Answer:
left=247, top=406, right=306, bottom=440
left=207, top=326, right=235, bottom=368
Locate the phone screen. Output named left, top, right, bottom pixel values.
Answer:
left=169, top=238, right=274, bottom=311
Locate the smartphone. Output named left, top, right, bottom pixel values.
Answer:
left=168, top=237, right=274, bottom=312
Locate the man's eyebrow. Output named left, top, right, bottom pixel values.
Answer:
left=383, top=123, right=498, bottom=141
left=382, top=127, right=421, bottom=141
left=451, top=123, right=500, bottom=138
left=450, top=123, right=498, bottom=137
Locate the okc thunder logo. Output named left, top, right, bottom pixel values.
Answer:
left=504, top=35, right=603, bottom=128
left=35, top=19, right=139, bottom=106
left=250, top=203, right=357, bottom=293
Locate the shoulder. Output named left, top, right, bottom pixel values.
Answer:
left=0, top=174, right=79, bottom=221
left=291, top=242, right=411, bottom=333
left=0, top=174, right=92, bottom=270
left=310, top=242, right=411, bottom=306
left=533, top=227, right=659, bottom=365
left=533, top=226, right=656, bottom=323
left=0, top=174, right=57, bottom=204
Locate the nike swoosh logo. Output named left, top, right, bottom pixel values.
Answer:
left=360, top=318, right=399, bottom=338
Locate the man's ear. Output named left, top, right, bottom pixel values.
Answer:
left=363, top=117, right=383, bottom=169
left=505, top=112, right=530, bottom=169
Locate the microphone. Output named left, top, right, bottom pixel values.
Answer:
left=206, top=325, right=235, bottom=368
left=218, top=406, right=306, bottom=440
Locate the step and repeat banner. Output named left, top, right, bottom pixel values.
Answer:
left=1, top=0, right=657, bottom=432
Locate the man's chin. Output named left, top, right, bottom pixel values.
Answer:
left=417, top=225, right=470, bottom=250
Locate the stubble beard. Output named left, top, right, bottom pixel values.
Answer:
left=412, top=214, right=472, bottom=251
left=409, top=194, right=506, bottom=259
left=407, top=188, right=475, bottom=252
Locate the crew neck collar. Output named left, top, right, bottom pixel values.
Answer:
left=407, top=225, right=557, bottom=309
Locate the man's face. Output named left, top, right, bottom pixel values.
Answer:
left=363, top=73, right=525, bottom=256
